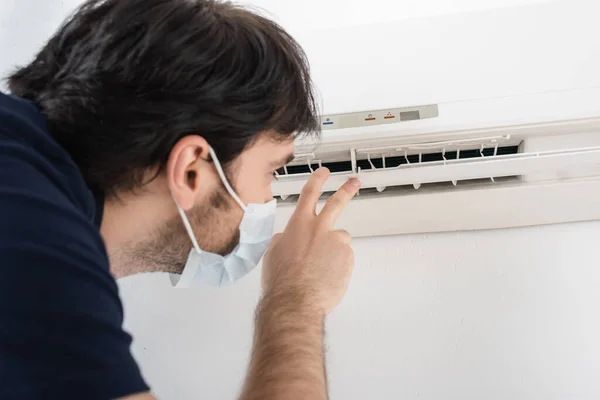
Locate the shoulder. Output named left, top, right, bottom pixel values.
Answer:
left=0, top=93, right=149, bottom=399
left=0, top=91, right=106, bottom=267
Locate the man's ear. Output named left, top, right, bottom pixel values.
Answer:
left=166, top=135, right=211, bottom=210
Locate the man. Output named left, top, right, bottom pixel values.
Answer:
left=0, top=0, right=359, bottom=399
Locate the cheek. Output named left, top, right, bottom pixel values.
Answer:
left=264, top=183, right=274, bottom=203
left=253, top=180, right=274, bottom=204
left=235, top=173, right=274, bottom=204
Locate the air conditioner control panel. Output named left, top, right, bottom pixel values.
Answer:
left=320, top=104, right=439, bottom=131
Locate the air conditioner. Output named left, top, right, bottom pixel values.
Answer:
left=272, top=0, right=600, bottom=237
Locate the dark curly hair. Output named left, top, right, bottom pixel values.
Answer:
left=8, top=0, right=320, bottom=198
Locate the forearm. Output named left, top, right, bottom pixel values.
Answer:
left=240, top=291, right=328, bottom=400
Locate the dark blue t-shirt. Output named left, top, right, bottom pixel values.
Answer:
left=0, top=92, right=149, bottom=399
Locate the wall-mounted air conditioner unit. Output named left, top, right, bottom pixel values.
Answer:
left=272, top=0, right=600, bottom=237
left=273, top=105, right=600, bottom=237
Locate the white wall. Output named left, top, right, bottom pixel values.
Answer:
left=119, top=222, right=600, bottom=400
left=2, top=0, right=600, bottom=399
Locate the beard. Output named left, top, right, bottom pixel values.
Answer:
left=130, top=187, right=241, bottom=275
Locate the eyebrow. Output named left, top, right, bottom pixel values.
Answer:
left=271, top=152, right=296, bottom=168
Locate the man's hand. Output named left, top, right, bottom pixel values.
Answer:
left=240, top=168, right=359, bottom=400
left=262, top=167, right=360, bottom=315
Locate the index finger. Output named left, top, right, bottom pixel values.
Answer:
left=317, top=178, right=360, bottom=228
left=294, top=167, right=330, bottom=217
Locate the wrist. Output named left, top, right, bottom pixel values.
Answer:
left=258, top=288, right=326, bottom=322
left=243, top=288, right=328, bottom=400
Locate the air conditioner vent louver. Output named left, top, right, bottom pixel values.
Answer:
left=277, top=176, right=520, bottom=204
left=272, top=128, right=600, bottom=207
left=278, top=146, right=520, bottom=176
left=273, top=135, right=525, bottom=199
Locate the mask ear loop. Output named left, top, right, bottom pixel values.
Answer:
left=208, top=146, right=247, bottom=212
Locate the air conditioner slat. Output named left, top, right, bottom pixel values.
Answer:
left=272, top=147, right=600, bottom=197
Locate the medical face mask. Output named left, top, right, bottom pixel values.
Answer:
left=170, top=146, right=277, bottom=288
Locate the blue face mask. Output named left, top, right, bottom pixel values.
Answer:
left=170, top=146, right=277, bottom=288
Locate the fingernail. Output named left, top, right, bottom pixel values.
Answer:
left=316, top=167, right=330, bottom=174
left=349, top=178, right=361, bottom=187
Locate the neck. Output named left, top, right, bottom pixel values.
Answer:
left=100, top=190, right=172, bottom=278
